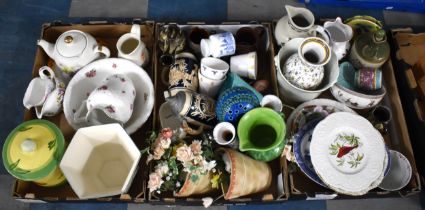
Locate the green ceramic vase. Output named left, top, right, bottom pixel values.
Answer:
left=237, top=107, right=286, bottom=162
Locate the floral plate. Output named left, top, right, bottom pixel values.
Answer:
left=63, top=58, right=154, bottom=134
left=286, top=99, right=356, bottom=140
left=310, top=112, right=387, bottom=196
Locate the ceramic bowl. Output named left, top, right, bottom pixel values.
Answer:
left=379, top=150, right=412, bottom=191
left=216, top=86, right=260, bottom=125
left=63, top=58, right=154, bottom=134
left=60, top=124, right=141, bottom=199
left=330, top=62, right=386, bottom=109
left=275, top=38, right=339, bottom=103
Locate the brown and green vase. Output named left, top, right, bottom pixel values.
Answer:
left=2, top=119, right=66, bottom=187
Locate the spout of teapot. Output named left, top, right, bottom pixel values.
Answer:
left=37, top=39, right=55, bottom=59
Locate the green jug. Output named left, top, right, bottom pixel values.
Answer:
left=237, top=107, right=286, bottom=162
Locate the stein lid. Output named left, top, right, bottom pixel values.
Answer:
left=2, top=120, right=65, bottom=181
left=56, top=30, right=88, bottom=58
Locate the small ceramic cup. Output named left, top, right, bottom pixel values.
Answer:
left=213, top=122, right=238, bottom=149
left=235, top=27, right=264, bottom=54
left=201, top=32, right=236, bottom=58
left=379, top=150, right=412, bottom=191
left=354, top=68, right=382, bottom=91
left=198, top=71, right=227, bottom=98
left=230, top=51, right=257, bottom=80
left=200, top=57, right=229, bottom=80
left=188, top=27, right=210, bottom=56
left=260, top=95, right=283, bottom=112
left=368, top=105, right=392, bottom=133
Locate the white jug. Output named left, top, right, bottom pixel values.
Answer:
left=324, top=17, right=353, bottom=60
left=117, top=24, right=149, bottom=66
left=274, top=6, right=328, bottom=45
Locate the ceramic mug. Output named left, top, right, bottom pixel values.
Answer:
left=83, top=74, right=136, bottom=125
left=188, top=27, right=210, bottom=56
left=198, top=71, right=226, bottom=98
left=213, top=122, right=238, bottom=149
left=368, top=105, right=391, bottom=133
left=230, top=52, right=257, bottom=80
left=201, top=32, right=236, bottom=58
left=260, top=95, right=283, bottom=112
left=117, top=24, right=149, bottom=66
left=200, top=57, right=229, bottom=80
left=235, top=27, right=264, bottom=54
left=166, top=91, right=217, bottom=129
left=354, top=68, right=382, bottom=91
left=163, top=52, right=199, bottom=96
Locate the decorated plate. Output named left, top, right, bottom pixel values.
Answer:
left=310, top=112, right=387, bottom=195
left=293, top=117, right=327, bottom=187
left=286, top=99, right=356, bottom=139
left=63, top=58, right=154, bottom=134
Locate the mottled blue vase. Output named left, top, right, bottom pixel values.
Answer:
left=216, top=86, right=260, bottom=125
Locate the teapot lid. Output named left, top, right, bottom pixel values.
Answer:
left=2, top=120, right=65, bottom=181
left=56, top=30, right=88, bottom=58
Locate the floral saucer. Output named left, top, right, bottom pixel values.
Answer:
left=286, top=99, right=356, bottom=140
left=310, top=112, right=387, bottom=196
left=63, top=58, right=154, bottom=134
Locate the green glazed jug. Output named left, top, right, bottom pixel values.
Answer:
left=237, top=107, right=286, bottom=162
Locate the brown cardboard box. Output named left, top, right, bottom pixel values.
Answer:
left=285, top=60, right=421, bottom=199
left=12, top=20, right=155, bottom=203
left=148, top=22, right=289, bottom=205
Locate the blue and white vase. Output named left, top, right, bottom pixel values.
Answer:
left=283, top=37, right=331, bottom=90
left=201, top=32, right=236, bottom=58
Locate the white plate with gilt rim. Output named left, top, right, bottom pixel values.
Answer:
left=63, top=58, right=154, bottom=134
left=310, top=112, right=387, bottom=196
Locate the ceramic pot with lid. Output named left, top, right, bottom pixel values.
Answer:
left=38, top=30, right=110, bottom=74
left=2, top=120, right=66, bottom=187
left=349, top=29, right=390, bottom=69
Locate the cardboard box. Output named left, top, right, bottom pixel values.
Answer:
left=149, top=22, right=289, bottom=205
left=12, top=20, right=155, bottom=203
left=284, top=60, right=421, bottom=199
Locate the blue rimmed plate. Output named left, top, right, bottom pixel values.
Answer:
left=293, top=117, right=327, bottom=188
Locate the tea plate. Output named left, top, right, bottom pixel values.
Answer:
left=310, top=112, right=387, bottom=195
left=379, top=150, right=412, bottom=191
left=286, top=99, right=356, bottom=139
left=63, top=58, right=154, bottom=134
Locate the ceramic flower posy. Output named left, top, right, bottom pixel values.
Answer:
left=145, top=128, right=219, bottom=194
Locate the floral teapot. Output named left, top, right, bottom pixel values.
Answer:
left=37, top=30, right=110, bottom=74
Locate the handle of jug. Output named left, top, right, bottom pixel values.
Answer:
left=181, top=120, right=204, bottom=136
